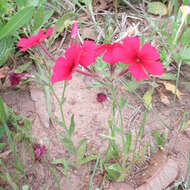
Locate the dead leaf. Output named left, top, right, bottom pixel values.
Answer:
left=187, top=120, right=190, bottom=126
left=135, top=150, right=178, bottom=190
left=161, top=81, right=182, bottom=100
left=0, top=149, right=11, bottom=159
left=157, top=89, right=170, bottom=105
left=81, top=26, right=97, bottom=41
left=0, top=66, right=9, bottom=79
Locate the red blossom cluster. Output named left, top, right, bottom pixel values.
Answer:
left=51, top=36, right=163, bottom=82
left=16, top=24, right=163, bottom=83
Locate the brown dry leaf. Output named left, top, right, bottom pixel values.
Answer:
left=0, top=66, right=9, bottom=79
left=158, top=89, right=170, bottom=105
left=81, top=26, right=97, bottom=41
left=160, top=94, right=170, bottom=105
left=0, top=150, right=11, bottom=159
left=135, top=150, right=178, bottom=190
left=161, top=81, right=182, bottom=100
left=187, top=120, right=190, bottom=126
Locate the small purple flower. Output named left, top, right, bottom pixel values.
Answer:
left=97, top=93, right=107, bottom=103
left=9, top=72, right=24, bottom=86
left=33, top=144, right=46, bottom=160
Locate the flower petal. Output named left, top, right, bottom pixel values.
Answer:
left=44, top=27, right=56, bottom=38
left=142, top=61, right=163, bottom=76
left=112, top=46, right=129, bottom=64
left=128, top=62, right=148, bottom=81
left=102, top=43, right=123, bottom=65
left=80, top=41, right=98, bottom=67
left=123, top=36, right=140, bottom=58
left=95, top=44, right=108, bottom=57
left=139, top=43, right=160, bottom=61
left=70, top=22, right=78, bottom=39
left=65, top=43, right=81, bottom=63
left=16, top=28, right=54, bottom=51
left=51, top=57, right=72, bottom=83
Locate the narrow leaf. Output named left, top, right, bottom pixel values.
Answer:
left=69, top=115, right=75, bottom=137
left=124, top=132, right=132, bottom=155
left=77, top=139, right=88, bottom=163
left=0, top=6, right=35, bottom=40
left=143, top=89, right=154, bottom=110
left=33, top=6, right=45, bottom=33
left=59, top=134, right=76, bottom=154
left=80, top=155, right=97, bottom=165
left=0, top=96, right=8, bottom=124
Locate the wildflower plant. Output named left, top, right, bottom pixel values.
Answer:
left=16, top=21, right=163, bottom=180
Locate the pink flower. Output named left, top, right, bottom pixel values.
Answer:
left=9, top=72, right=24, bottom=86
left=16, top=27, right=55, bottom=52
left=51, top=43, right=81, bottom=82
left=51, top=41, right=98, bottom=83
left=96, top=43, right=123, bottom=65
left=33, top=144, right=46, bottom=160
left=70, top=22, right=78, bottom=39
left=116, top=36, right=163, bottom=81
left=97, top=93, right=107, bottom=103
left=80, top=41, right=98, bottom=67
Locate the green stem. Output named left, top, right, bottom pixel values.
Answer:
left=49, top=83, right=68, bottom=134
left=110, top=83, right=126, bottom=167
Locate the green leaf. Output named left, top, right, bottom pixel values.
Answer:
left=124, top=132, right=132, bottom=155
left=55, top=12, right=79, bottom=32
left=105, top=163, right=122, bottom=181
left=147, top=2, right=167, bottom=16
left=153, top=130, right=166, bottom=149
left=80, top=155, right=97, bottom=165
left=180, top=47, right=190, bottom=61
left=0, top=6, right=35, bottom=40
left=0, top=0, right=8, bottom=14
left=181, top=30, right=190, bottom=46
left=14, top=62, right=32, bottom=73
left=15, top=0, right=29, bottom=8
left=0, top=127, right=5, bottom=139
left=143, top=89, right=154, bottom=110
left=69, top=115, right=75, bottom=137
left=122, top=80, right=142, bottom=92
left=118, top=96, right=128, bottom=110
left=59, top=134, right=76, bottom=154
left=157, top=73, right=177, bottom=80
left=0, top=96, right=8, bottom=124
left=43, top=9, right=54, bottom=24
left=33, top=6, right=45, bottom=33
left=22, top=185, right=29, bottom=190
left=54, top=116, right=65, bottom=127
left=77, top=139, right=88, bottom=163
left=0, top=37, right=13, bottom=66
left=51, top=159, right=72, bottom=166
left=28, top=0, right=40, bottom=6
left=0, top=143, right=6, bottom=148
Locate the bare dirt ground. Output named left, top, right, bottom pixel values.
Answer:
left=1, top=67, right=190, bottom=189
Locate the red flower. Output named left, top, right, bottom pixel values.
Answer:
left=9, top=72, right=24, bottom=86
left=116, top=36, right=163, bottom=81
left=51, top=41, right=98, bottom=83
left=51, top=43, right=81, bottom=82
left=17, top=27, right=55, bottom=52
left=96, top=43, right=123, bottom=65
left=70, top=22, right=78, bottom=39
left=33, top=144, right=46, bottom=160
left=80, top=41, right=98, bottom=67
left=97, top=93, right=107, bottom=103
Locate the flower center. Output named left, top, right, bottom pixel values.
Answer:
left=135, top=58, right=140, bottom=63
